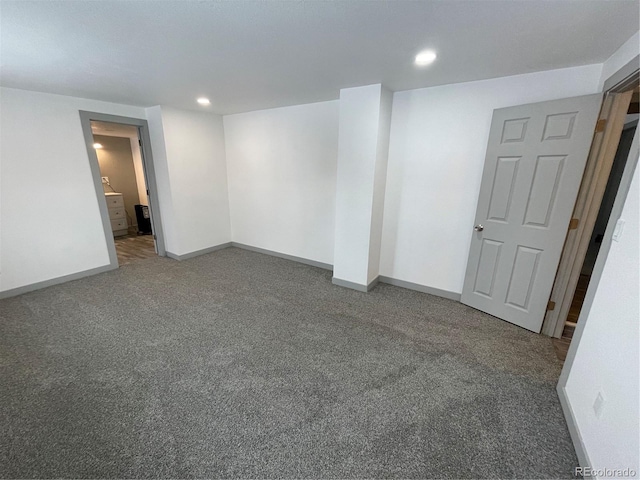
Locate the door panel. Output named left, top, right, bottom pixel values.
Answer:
left=504, top=245, right=541, bottom=311
left=523, top=155, right=565, bottom=227
left=473, top=239, right=503, bottom=298
left=461, top=94, right=602, bottom=332
left=488, top=157, right=520, bottom=222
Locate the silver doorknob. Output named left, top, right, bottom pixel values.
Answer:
left=474, top=224, right=484, bottom=232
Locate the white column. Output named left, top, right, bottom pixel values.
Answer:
left=333, top=84, right=392, bottom=291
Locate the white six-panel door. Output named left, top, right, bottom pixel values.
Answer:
left=461, top=94, right=602, bottom=332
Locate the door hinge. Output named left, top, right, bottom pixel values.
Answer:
left=153, top=234, right=157, bottom=240
left=595, top=119, right=607, bottom=133
left=568, top=218, right=579, bottom=230
left=138, top=139, right=143, bottom=146
left=547, top=300, right=556, bottom=311
left=146, top=189, right=150, bottom=196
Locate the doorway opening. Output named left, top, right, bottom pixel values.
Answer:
left=91, top=121, right=156, bottom=266
left=79, top=111, right=166, bottom=270
left=549, top=84, right=639, bottom=361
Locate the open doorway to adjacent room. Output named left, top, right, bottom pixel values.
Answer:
left=561, top=112, right=638, bottom=339
left=91, top=120, right=157, bottom=266
left=547, top=83, right=639, bottom=361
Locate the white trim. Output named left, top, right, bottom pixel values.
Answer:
left=557, top=384, right=593, bottom=468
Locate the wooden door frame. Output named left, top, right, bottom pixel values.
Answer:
left=541, top=57, right=639, bottom=338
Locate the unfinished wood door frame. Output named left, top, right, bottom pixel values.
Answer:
left=541, top=67, right=638, bottom=338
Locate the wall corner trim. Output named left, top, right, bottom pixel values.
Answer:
left=557, top=384, right=592, bottom=469
left=0, top=264, right=118, bottom=300
left=378, top=276, right=462, bottom=301
left=165, top=242, right=233, bottom=261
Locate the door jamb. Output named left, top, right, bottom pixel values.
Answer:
left=541, top=59, right=638, bottom=338
left=541, top=91, right=633, bottom=337
left=79, top=111, right=167, bottom=268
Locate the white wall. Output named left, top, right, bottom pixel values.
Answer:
left=0, top=90, right=231, bottom=293
left=380, top=64, right=603, bottom=294
left=129, top=137, right=149, bottom=208
left=564, top=157, right=639, bottom=475
left=0, top=87, right=146, bottom=292
left=598, top=31, right=639, bottom=90
left=332, top=84, right=392, bottom=286
left=367, top=86, right=393, bottom=284
left=0, top=58, right=628, bottom=297
left=224, top=100, right=339, bottom=265
left=145, top=106, right=180, bottom=253
left=146, top=106, right=231, bottom=256
left=333, top=86, right=380, bottom=283
left=561, top=30, right=640, bottom=476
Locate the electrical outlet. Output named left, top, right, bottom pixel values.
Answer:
left=101, top=176, right=109, bottom=184
left=593, top=392, right=605, bottom=419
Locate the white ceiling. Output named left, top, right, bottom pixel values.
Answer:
left=1, top=1, right=638, bottom=115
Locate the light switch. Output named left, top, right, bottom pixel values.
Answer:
left=612, top=219, right=625, bottom=242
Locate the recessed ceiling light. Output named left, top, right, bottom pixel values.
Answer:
left=93, top=143, right=103, bottom=149
left=197, top=97, right=211, bottom=106
left=415, top=50, right=437, bottom=66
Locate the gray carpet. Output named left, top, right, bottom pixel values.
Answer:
left=0, top=247, right=577, bottom=479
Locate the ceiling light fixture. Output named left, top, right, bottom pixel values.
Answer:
left=197, top=97, right=211, bottom=106
left=415, top=50, right=437, bottom=66
left=93, top=143, right=103, bottom=149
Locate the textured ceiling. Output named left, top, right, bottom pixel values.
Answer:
left=1, top=0, right=638, bottom=114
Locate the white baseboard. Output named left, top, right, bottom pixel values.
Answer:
left=557, top=384, right=592, bottom=469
